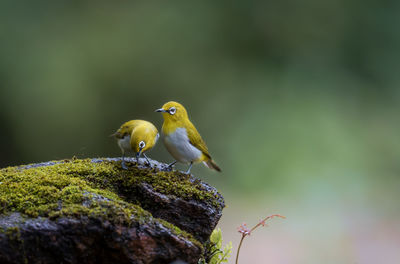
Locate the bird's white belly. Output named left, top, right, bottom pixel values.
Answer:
left=118, top=135, right=132, bottom=153
left=164, top=127, right=202, bottom=163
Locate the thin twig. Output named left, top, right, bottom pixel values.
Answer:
left=235, top=235, right=246, bottom=264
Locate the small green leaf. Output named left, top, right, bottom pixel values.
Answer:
left=205, top=228, right=232, bottom=264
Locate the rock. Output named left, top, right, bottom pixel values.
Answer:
left=0, top=157, right=225, bottom=264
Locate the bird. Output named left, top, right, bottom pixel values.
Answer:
left=111, top=120, right=159, bottom=169
left=156, top=101, right=221, bottom=174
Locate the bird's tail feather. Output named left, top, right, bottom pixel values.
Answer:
left=203, top=159, right=221, bottom=172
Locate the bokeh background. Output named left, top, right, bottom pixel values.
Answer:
left=1, top=1, right=400, bottom=263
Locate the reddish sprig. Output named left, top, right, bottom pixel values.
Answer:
left=235, top=214, right=285, bottom=264
left=237, top=214, right=285, bottom=236
left=237, top=223, right=250, bottom=235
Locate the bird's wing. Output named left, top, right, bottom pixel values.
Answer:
left=185, top=121, right=211, bottom=159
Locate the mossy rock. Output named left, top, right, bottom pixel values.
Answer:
left=0, top=157, right=225, bottom=264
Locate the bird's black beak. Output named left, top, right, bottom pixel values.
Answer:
left=155, top=108, right=166, bottom=113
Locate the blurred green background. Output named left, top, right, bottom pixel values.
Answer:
left=1, top=1, right=400, bottom=263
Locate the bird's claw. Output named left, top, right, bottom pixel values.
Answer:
left=166, top=161, right=177, bottom=170
left=164, top=165, right=173, bottom=172
left=121, top=161, right=129, bottom=170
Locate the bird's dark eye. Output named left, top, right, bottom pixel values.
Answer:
left=169, top=107, right=176, bottom=115
left=139, top=141, right=146, bottom=148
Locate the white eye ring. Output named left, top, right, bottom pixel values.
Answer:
left=169, top=107, right=176, bottom=115
left=139, top=141, right=146, bottom=149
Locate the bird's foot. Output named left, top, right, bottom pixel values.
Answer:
left=143, top=154, right=151, bottom=167
left=167, top=161, right=177, bottom=168
left=185, top=162, right=193, bottom=174
left=165, top=161, right=177, bottom=171
left=121, top=161, right=129, bottom=170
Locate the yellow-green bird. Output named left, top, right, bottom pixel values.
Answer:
left=112, top=120, right=159, bottom=169
left=156, top=101, right=221, bottom=174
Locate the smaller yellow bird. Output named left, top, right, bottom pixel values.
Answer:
left=156, top=101, right=221, bottom=174
left=111, top=120, right=159, bottom=169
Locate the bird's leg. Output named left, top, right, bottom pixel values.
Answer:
left=143, top=153, right=151, bottom=166
left=186, top=162, right=193, bottom=174
left=136, top=152, right=140, bottom=165
left=136, top=147, right=144, bottom=165
left=121, top=153, right=128, bottom=170
left=167, top=160, right=177, bottom=169
left=167, top=160, right=177, bottom=168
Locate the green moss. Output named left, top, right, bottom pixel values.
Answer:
left=5, top=226, right=20, bottom=240
left=158, top=218, right=204, bottom=249
left=0, top=161, right=144, bottom=222
left=0, top=158, right=218, bottom=250
left=77, top=159, right=221, bottom=208
left=4, top=221, right=27, bottom=263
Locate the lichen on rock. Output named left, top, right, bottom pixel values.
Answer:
left=0, top=157, right=225, bottom=264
